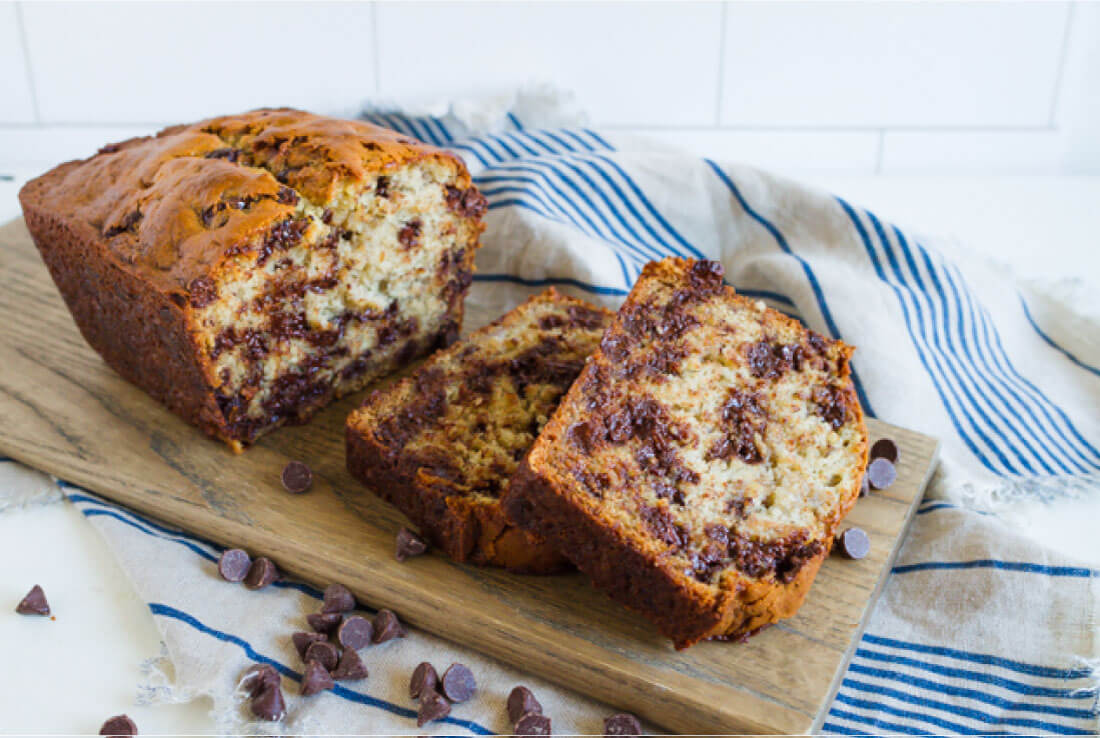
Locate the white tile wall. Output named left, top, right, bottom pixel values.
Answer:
left=1, top=0, right=1097, bottom=175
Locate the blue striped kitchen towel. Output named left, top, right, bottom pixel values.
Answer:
left=4, top=89, right=1099, bottom=735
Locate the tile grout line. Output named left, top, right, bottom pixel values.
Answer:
left=14, top=2, right=41, bottom=125
left=714, top=1, right=729, bottom=127
left=1047, top=1, right=1076, bottom=128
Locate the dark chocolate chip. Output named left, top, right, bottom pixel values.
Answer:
left=300, top=659, right=335, bottom=696
left=337, top=615, right=373, bottom=650
left=281, top=461, right=313, bottom=494
left=98, top=714, right=137, bottom=736
left=251, top=682, right=287, bottom=721
left=837, top=528, right=871, bottom=560
left=870, top=438, right=900, bottom=464
left=292, top=631, right=327, bottom=660
left=241, top=663, right=280, bottom=699
left=440, top=663, right=476, bottom=703
left=304, top=640, right=340, bottom=671
left=604, top=712, right=642, bottom=737
left=867, top=458, right=897, bottom=490
left=16, top=584, right=49, bottom=616
left=321, top=208, right=334, bottom=224
left=507, top=686, right=542, bottom=724
left=395, top=527, right=428, bottom=562
left=372, top=609, right=406, bottom=643
left=307, top=612, right=343, bottom=635
left=331, top=647, right=369, bottom=681
left=321, top=583, right=356, bottom=614
left=243, top=557, right=278, bottom=590
left=515, top=712, right=552, bottom=736
left=410, top=662, right=439, bottom=700
left=417, top=690, right=451, bottom=727
left=217, top=549, right=251, bottom=582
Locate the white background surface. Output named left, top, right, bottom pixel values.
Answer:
left=2, top=0, right=1099, bottom=732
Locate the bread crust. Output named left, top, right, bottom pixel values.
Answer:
left=502, top=258, right=867, bottom=648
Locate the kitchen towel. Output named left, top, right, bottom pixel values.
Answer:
left=4, top=90, right=1100, bottom=735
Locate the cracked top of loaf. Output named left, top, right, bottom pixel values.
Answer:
left=19, top=108, right=474, bottom=299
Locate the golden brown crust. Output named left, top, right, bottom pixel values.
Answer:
left=346, top=289, right=614, bottom=573
left=502, top=258, right=868, bottom=647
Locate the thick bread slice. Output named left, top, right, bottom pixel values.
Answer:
left=503, top=258, right=868, bottom=646
left=346, top=288, right=614, bottom=573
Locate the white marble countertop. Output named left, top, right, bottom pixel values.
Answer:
left=2, top=164, right=1097, bottom=734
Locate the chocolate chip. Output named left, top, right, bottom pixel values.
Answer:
left=243, top=557, right=278, bottom=590
left=417, top=690, right=451, bottom=727
left=321, top=583, right=356, bottom=614
left=515, top=712, right=552, bottom=736
left=372, top=609, right=406, bottom=643
left=300, top=659, right=335, bottom=696
left=321, top=208, right=334, bottom=224
left=305, top=640, right=340, bottom=671
left=98, top=714, right=137, bottom=736
left=241, top=663, right=280, bottom=698
left=15, top=584, right=49, bottom=616
left=604, top=712, right=642, bottom=737
left=395, top=527, right=428, bottom=562
left=410, top=662, right=438, bottom=699
left=867, top=458, right=897, bottom=490
left=837, top=528, right=871, bottom=560
left=292, top=631, right=327, bottom=660
left=217, top=549, right=251, bottom=582
left=507, top=686, right=542, bottom=724
left=251, top=682, right=286, bottom=721
left=307, top=612, right=342, bottom=634
left=331, top=647, right=369, bottom=681
left=337, top=615, right=373, bottom=650
left=281, top=461, right=313, bottom=494
left=440, top=663, right=476, bottom=703
left=870, top=438, right=899, bottom=464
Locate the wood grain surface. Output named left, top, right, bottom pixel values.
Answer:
left=0, top=218, right=939, bottom=735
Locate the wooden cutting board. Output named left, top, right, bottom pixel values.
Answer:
left=0, top=218, right=938, bottom=735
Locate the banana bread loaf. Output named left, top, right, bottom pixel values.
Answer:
left=503, top=258, right=868, bottom=646
left=346, top=288, right=613, bottom=573
left=19, top=108, right=485, bottom=450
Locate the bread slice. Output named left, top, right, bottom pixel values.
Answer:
left=502, top=258, right=868, bottom=647
left=346, top=288, right=614, bottom=573
left=19, top=108, right=484, bottom=450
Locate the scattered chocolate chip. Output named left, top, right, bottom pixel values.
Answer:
left=217, top=549, right=252, bottom=582
left=292, top=631, right=328, bottom=660
left=307, top=612, right=343, bottom=634
left=440, top=663, right=476, bottom=703
left=300, top=659, right=335, bottom=696
left=507, top=686, right=542, bottom=724
left=867, top=458, right=897, bottom=490
left=417, top=690, right=451, bottom=727
left=251, top=682, right=287, bottom=721
left=15, top=584, right=50, bottom=616
left=241, top=663, right=281, bottom=698
left=337, top=615, right=374, bottom=650
left=410, top=662, right=439, bottom=700
left=837, top=528, right=871, bottom=560
left=305, top=640, right=340, bottom=671
left=372, top=609, right=406, bottom=643
left=331, top=647, right=369, bottom=681
left=396, top=527, right=428, bottom=562
left=604, top=712, right=642, bottom=737
left=98, top=714, right=137, bottom=736
left=281, top=461, right=313, bottom=494
left=515, top=712, right=552, bottom=736
left=321, top=583, right=356, bottom=614
left=870, top=438, right=900, bottom=464
left=243, top=557, right=278, bottom=590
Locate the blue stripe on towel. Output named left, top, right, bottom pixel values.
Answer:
left=1020, top=296, right=1100, bottom=379
left=148, top=603, right=495, bottom=735
left=473, top=273, right=628, bottom=296
left=862, top=634, right=1095, bottom=680
left=891, top=560, right=1097, bottom=578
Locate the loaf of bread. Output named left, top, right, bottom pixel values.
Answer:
left=503, top=258, right=868, bottom=647
left=19, top=109, right=486, bottom=450
left=346, top=288, right=613, bottom=573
